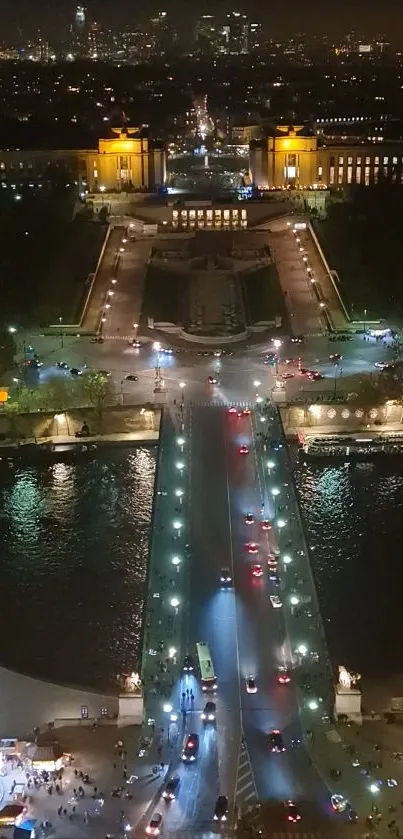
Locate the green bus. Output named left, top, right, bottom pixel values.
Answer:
left=196, top=641, right=217, bottom=692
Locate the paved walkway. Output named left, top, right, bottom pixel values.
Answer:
left=252, top=404, right=389, bottom=827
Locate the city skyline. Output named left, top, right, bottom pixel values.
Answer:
left=2, top=0, right=402, bottom=43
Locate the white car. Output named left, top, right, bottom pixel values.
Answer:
left=246, top=675, right=257, bottom=694
left=374, top=360, right=393, bottom=370
left=270, top=595, right=283, bottom=609
left=331, top=794, right=347, bottom=813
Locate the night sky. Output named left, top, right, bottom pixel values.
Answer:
left=2, top=0, right=402, bottom=41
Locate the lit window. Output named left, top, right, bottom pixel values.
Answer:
left=93, top=169, right=98, bottom=178
left=100, top=706, right=108, bottom=717
left=365, top=156, right=370, bottom=165
left=374, top=166, right=379, bottom=183
left=81, top=706, right=89, bottom=719
left=338, top=155, right=344, bottom=165
left=365, top=166, right=370, bottom=185
left=356, top=166, right=361, bottom=184
left=347, top=166, right=352, bottom=184
left=329, top=166, right=335, bottom=185
left=338, top=165, right=344, bottom=184
left=317, top=165, right=323, bottom=176
left=0, top=163, right=5, bottom=170
left=383, top=156, right=389, bottom=165
left=393, top=156, right=398, bottom=165
left=347, top=156, right=353, bottom=165
left=356, top=156, right=362, bottom=165
left=374, top=156, right=379, bottom=165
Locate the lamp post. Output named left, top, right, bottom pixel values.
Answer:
left=133, top=322, right=139, bottom=340
left=364, top=308, right=367, bottom=335
left=271, top=487, right=280, bottom=516
left=179, top=381, right=186, bottom=407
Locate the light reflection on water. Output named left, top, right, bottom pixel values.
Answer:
left=294, top=459, right=403, bottom=679
left=0, top=447, right=156, bottom=690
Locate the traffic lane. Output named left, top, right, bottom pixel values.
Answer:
left=161, top=721, right=220, bottom=831
left=189, top=407, right=241, bottom=809
left=105, top=242, right=150, bottom=336
left=225, top=420, right=334, bottom=815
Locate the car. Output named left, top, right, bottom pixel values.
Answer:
left=201, top=701, right=216, bottom=722
left=228, top=406, right=237, bottom=414
left=27, top=358, right=43, bottom=369
left=277, top=667, right=291, bottom=684
left=329, top=353, right=342, bottom=362
left=220, top=567, right=232, bottom=586
left=146, top=813, right=163, bottom=835
left=183, top=654, right=194, bottom=672
left=307, top=370, right=323, bottom=380
left=291, top=334, right=304, bottom=343
left=246, top=542, right=259, bottom=554
left=285, top=800, right=301, bottom=822
left=56, top=361, right=69, bottom=369
left=125, top=374, right=139, bottom=381
left=375, top=361, right=395, bottom=371
left=208, top=376, right=218, bottom=384
left=242, top=408, right=251, bottom=415
left=245, top=513, right=254, bottom=525
left=270, top=595, right=282, bottom=609
left=236, top=410, right=243, bottom=417
left=162, top=776, right=180, bottom=801
left=132, top=340, right=141, bottom=348
left=182, top=733, right=199, bottom=762
left=97, top=370, right=111, bottom=377
left=269, top=571, right=280, bottom=585
left=213, top=796, right=229, bottom=822
left=281, top=372, right=294, bottom=379
left=246, top=675, right=257, bottom=694
left=331, top=794, right=347, bottom=813
left=70, top=367, right=82, bottom=376
left=269, top=730, right=286, bottom=752
left=261, top=520, right=272, bottom=531
left=239, top=445, right=249, bottom=455
left=214, top=350, right=222, bottom=357
left=252, top=563, right=263, bottom=578
left=267, top=557, right=278, bottom=568
left=160, top=347, right=173, bottom=355
left=90, top=335, right=104, bottom=343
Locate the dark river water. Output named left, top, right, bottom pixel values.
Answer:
left=294, top=458, right=403, bottom=686
left=0, top=447, right=156, bottom=690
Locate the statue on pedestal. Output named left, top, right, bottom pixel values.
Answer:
left=338, top=665, right=361, bottom=691
left=117, top=671, right=143, bottom=696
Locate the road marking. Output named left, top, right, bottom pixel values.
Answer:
left=234, top=737, right=259, bottom=810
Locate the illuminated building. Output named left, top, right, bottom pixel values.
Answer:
left=223, top=12, right=248, bottom=54
left=249, top=124, right=403, bottom=189
left=75, top=5, right=86, bottom=31
left=194, top=16, right=226, bottom=54
left=0, top=127, right=166, bottom=193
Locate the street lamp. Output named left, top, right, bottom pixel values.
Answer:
left=253, top=380, right=261, bottom=388
left=308, top=699, right=319, bottom=711
left=369, top=783, right=379, bottom=795
left=133, top=322, right=139, bottom=339
left=176, top=461, right=185, bottom=472
left=173, top=520, right=183, bottom=532
left=8, top=326, right=17, bottom=334
left=267, top=460, right=275, bottom=474
left=283, top=554, right=292, bottom=565
left=168, top=647, right=177, bottom=659
left=271, top=486, right=280, bottom=515
left=364, top=308, right=367, bottom=335
left=170, top=596, right=180, bottom=614
left=277, top=518, right=286, bottom=529
left=171, top=555, right=181, bottom=567
left=290, top=595, right=300, bottom=606
left=273, top=339, right=282, bottom=350
left=297, top=644, right=308, bottom=656
left=163, top=703, right=173, bottom=713
left=179, top=381, right=186, bottom=406
left=177, top=437, right=185, bottom=447
left=175, top=489, right=184, bottom=503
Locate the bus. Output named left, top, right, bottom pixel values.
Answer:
left=196, top=641, right=217, bottom=692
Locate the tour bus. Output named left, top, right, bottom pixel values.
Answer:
left=196, top=641, right=217, bottom=692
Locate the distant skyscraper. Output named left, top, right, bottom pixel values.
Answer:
left=223, top=12, right=248, bottom=54
left=75, top=5, right=86, bottom=32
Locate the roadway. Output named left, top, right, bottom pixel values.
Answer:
left=151, top=407, right=344, bottom=838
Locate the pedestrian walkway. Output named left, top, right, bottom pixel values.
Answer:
left=189, top=399, right=252, bottom=408
left=235, top=737, right=259, bottom=810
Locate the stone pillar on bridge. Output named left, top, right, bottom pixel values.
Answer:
left=117, top=671, right=144, bottom=727
left=334, top=665, right=362, bottom=724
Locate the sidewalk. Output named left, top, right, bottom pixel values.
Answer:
left=253, top=404, right=393, bottom=828
left=135, top=405, right=190, bottom=826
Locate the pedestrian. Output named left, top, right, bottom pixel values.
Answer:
left=63, top=809, right=67, bottom=817
left=123, top=769, right=127, bottom=780
left=74, top=768, right=78, bottom=777
left=160, top=762, right=164, bottom=770
left=181, top=691, right=186, bottom=704
left=57, top=806, right=62, bottom=817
